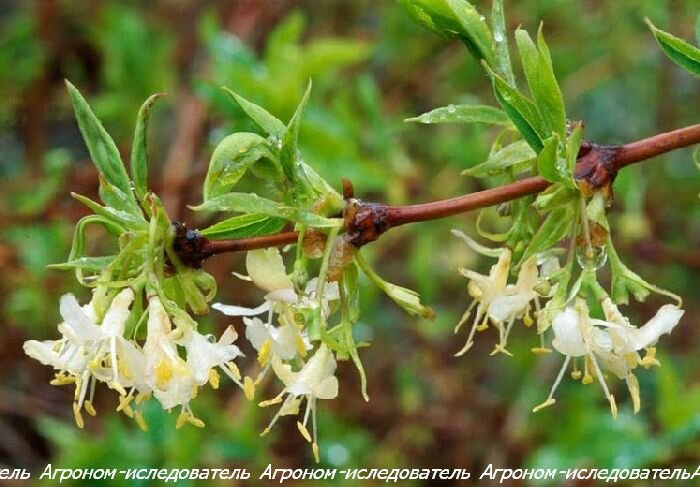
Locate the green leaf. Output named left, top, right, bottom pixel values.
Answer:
left=71, top=192, right=146, bottom=229
left=534, top=183, right=577, bottom=212
left=130, top=93, right=164, bottom=201
left=191, top=192, right=342, bottom=228
left=486, top=65, right=545, bottom=152
left=491, top=0, right=515, bottom=85
left=203, top=132, right=274, bottom=200
left=199, top=214, right=286, bottom=240
left=97, top=174, right=142, bottom=218
left=696, top=12, right=700, bottom=46
left=49, top=255, right=118, bottom=272
left=280, top=80, right=312, bottom=183
left=462, top=140, right=535, bottom=177
left=515, top=27, right=566, bottom=137
left=566, top=121, right=584, bottom=178
left=521, top=205, right=574, bottom=263
left=647, top=19, right=700, bottom=77
left=405, top=104, right=510, bottom=125
left=537, top=134, right=561, bottom=183
left=223, top=87, right=286, bottom=136
left=356, top=251, right=434, bottom=320
left=445, top=0, right=494, bottom=64
left=65, top=81, right=136, bottom=208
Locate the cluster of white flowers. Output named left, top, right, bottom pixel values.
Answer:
left=452, top=228, right=685, bottom=416
left=24, top=288, right=244, bottom=431
left=213, top=248, right=341, bottom=462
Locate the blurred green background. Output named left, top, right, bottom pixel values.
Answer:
left=1, top=0, right=699, bottom=485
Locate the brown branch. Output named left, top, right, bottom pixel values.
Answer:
left=177, top=123, right=700, bottom=266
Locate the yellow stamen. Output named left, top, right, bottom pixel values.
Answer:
left=297, top=421, right=312, bottom=443
left=227, top=362, right=242, bottom=381
left=209, top=369, right=220, bottom=389
left=84, top=400, right=97, bottom=417
left=116, top=395, right=133, bottom=412
left=135, top=391, right=151, bottom=405
left=530, top=347, right=552, bottom=355
left=73, top=402, right=85, bottom=429
left=490, top=344, right=513, bottom=357
left=176, top=412, right=188, bottom=429
left=258, top=340, right=272, bottom=367
left=260, top=427, right=271, bottom=437
left=296, top=334, right=308, bottom=358
left=188, top=415, right=205, bottom=428
left=312, top=443, right=320, bottom=463
left=135, top=411, right=148, bottom=432
left=51, top=373, right=75, bottom=386
left=243, top=377, right=255, bottom=401
left=609, top=394, right=618, bottom=419
left=258, top=396, right=283, bottom=408
left=532, top=398, right=556, bottom=413
left=155, top=361, right=173, bottom=389
left=640, top=347, right=661, bottom=369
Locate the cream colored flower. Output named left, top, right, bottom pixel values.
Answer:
left=453, top=236, right=540, bottom=356
left=534, top=298, right=684, bottom=416
left=178, top=325, right=244, bottom=393
left=259, top=344, right=339, bottom=462
left=23, top=288, right=145, bottom=428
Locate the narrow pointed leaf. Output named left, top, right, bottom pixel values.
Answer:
left=491, top=0, right=515, bottom=85
left=280, top=80, right=312, bottom=182
left=131, top=93, right=165, bottom=201
left=65, top=81, right=136, bottom=207
left=647, top=19, right=700, bottom=77
left=406, top=104, right=510, bottom=125
left=192, top=192, right=342, bottom=228
left=486, top=66, right=545, bottom=152
left=522, top=205, right=574, bottom=263
left=462, top=140, right=536, bottom=177
left=199, top=213, right=286, bottom=239
left=223, top=87, right=286, bottom=136
left=537, top=135, right=561, bottom=182
left=445, top=0, right=494, bottom=64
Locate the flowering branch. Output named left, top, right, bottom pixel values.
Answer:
left=178, top=123, right=700, bottom=265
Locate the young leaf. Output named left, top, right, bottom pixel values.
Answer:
left=199, top=213, right=286, bottom=240
left=566, top=121, right=583, bottom=179
left=223, top=87, right=286, bottom=136
left=491, top=0, right=515, bottom=85
left=445, top=0, right=495, bottom=64
left=521, top=205, right=574, bottom=263
left=191, top=192, right=342, bottom=228
left=515, top=28, right=566, bottom=138
left=280, top=80, right=312, bottom=183
left=203, top=132, right=275, bottom=200
left=130, top=93, right=165, bottom=201
left=71, top=192, right=146, bottom=229
left=405, top=104, right=510, bottom=125
left=647, top=19, right=700, bottom=77
left=65, top=81, right=136, bottom=208
left=462, top=140, right=536, bottom=177
left=486, top=65, right=546, bottom=152
left=537, top=134, right=561, bottom=183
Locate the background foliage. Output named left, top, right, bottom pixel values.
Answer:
left=1, top=0, right=699, bottom=485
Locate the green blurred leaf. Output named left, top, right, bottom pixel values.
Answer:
left=223, top=87, right=286, bottom=136
left=522, top=204, right=574, bottom=262
left=49, top=255, right=118, bottom=272
left=280, top=80, right=312, bottom=183
left=486, top=65, right=545, bottom=152
left=203, top=132, right=275, bottom=200
left=199, top=214, right=286, bottom=240
left=534, top=183, right=577, bottom=212
left=65, top=80, right=139, bottom=214
left=405, top=104, right=509, bottom=125
left=647, top=19, right=700, bottom=77
left=462, top=139, right=535, bottom=177
left=130, top=93, right=164, bottom=201
left=192, top=192, right=341, bottom=228
left=696, top=12, right=700, bottom=46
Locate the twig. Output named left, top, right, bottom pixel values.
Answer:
left=177, top=123, right=700, bottom=265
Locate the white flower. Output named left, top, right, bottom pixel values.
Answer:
left=259, top=344, right=339, bottom=462
left=534, top=299, right=684, bottom=416
left=23, top=288, right=144, bottom=428
left=178, top=325, right=244, bottom=390
left=143, top=296, right=200, bottom=427
left=454, top=246, right=539, bottom=356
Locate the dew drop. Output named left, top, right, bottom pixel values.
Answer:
left=576, top=245, right=608, bottom=271
left=494, top=32, right=504, bottom=43
left=479, top=15, right=486, bottom=21
left=447, top=104, right=456, bottom=114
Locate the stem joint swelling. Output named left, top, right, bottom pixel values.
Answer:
left=173, top=123, right=700, bottom=267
